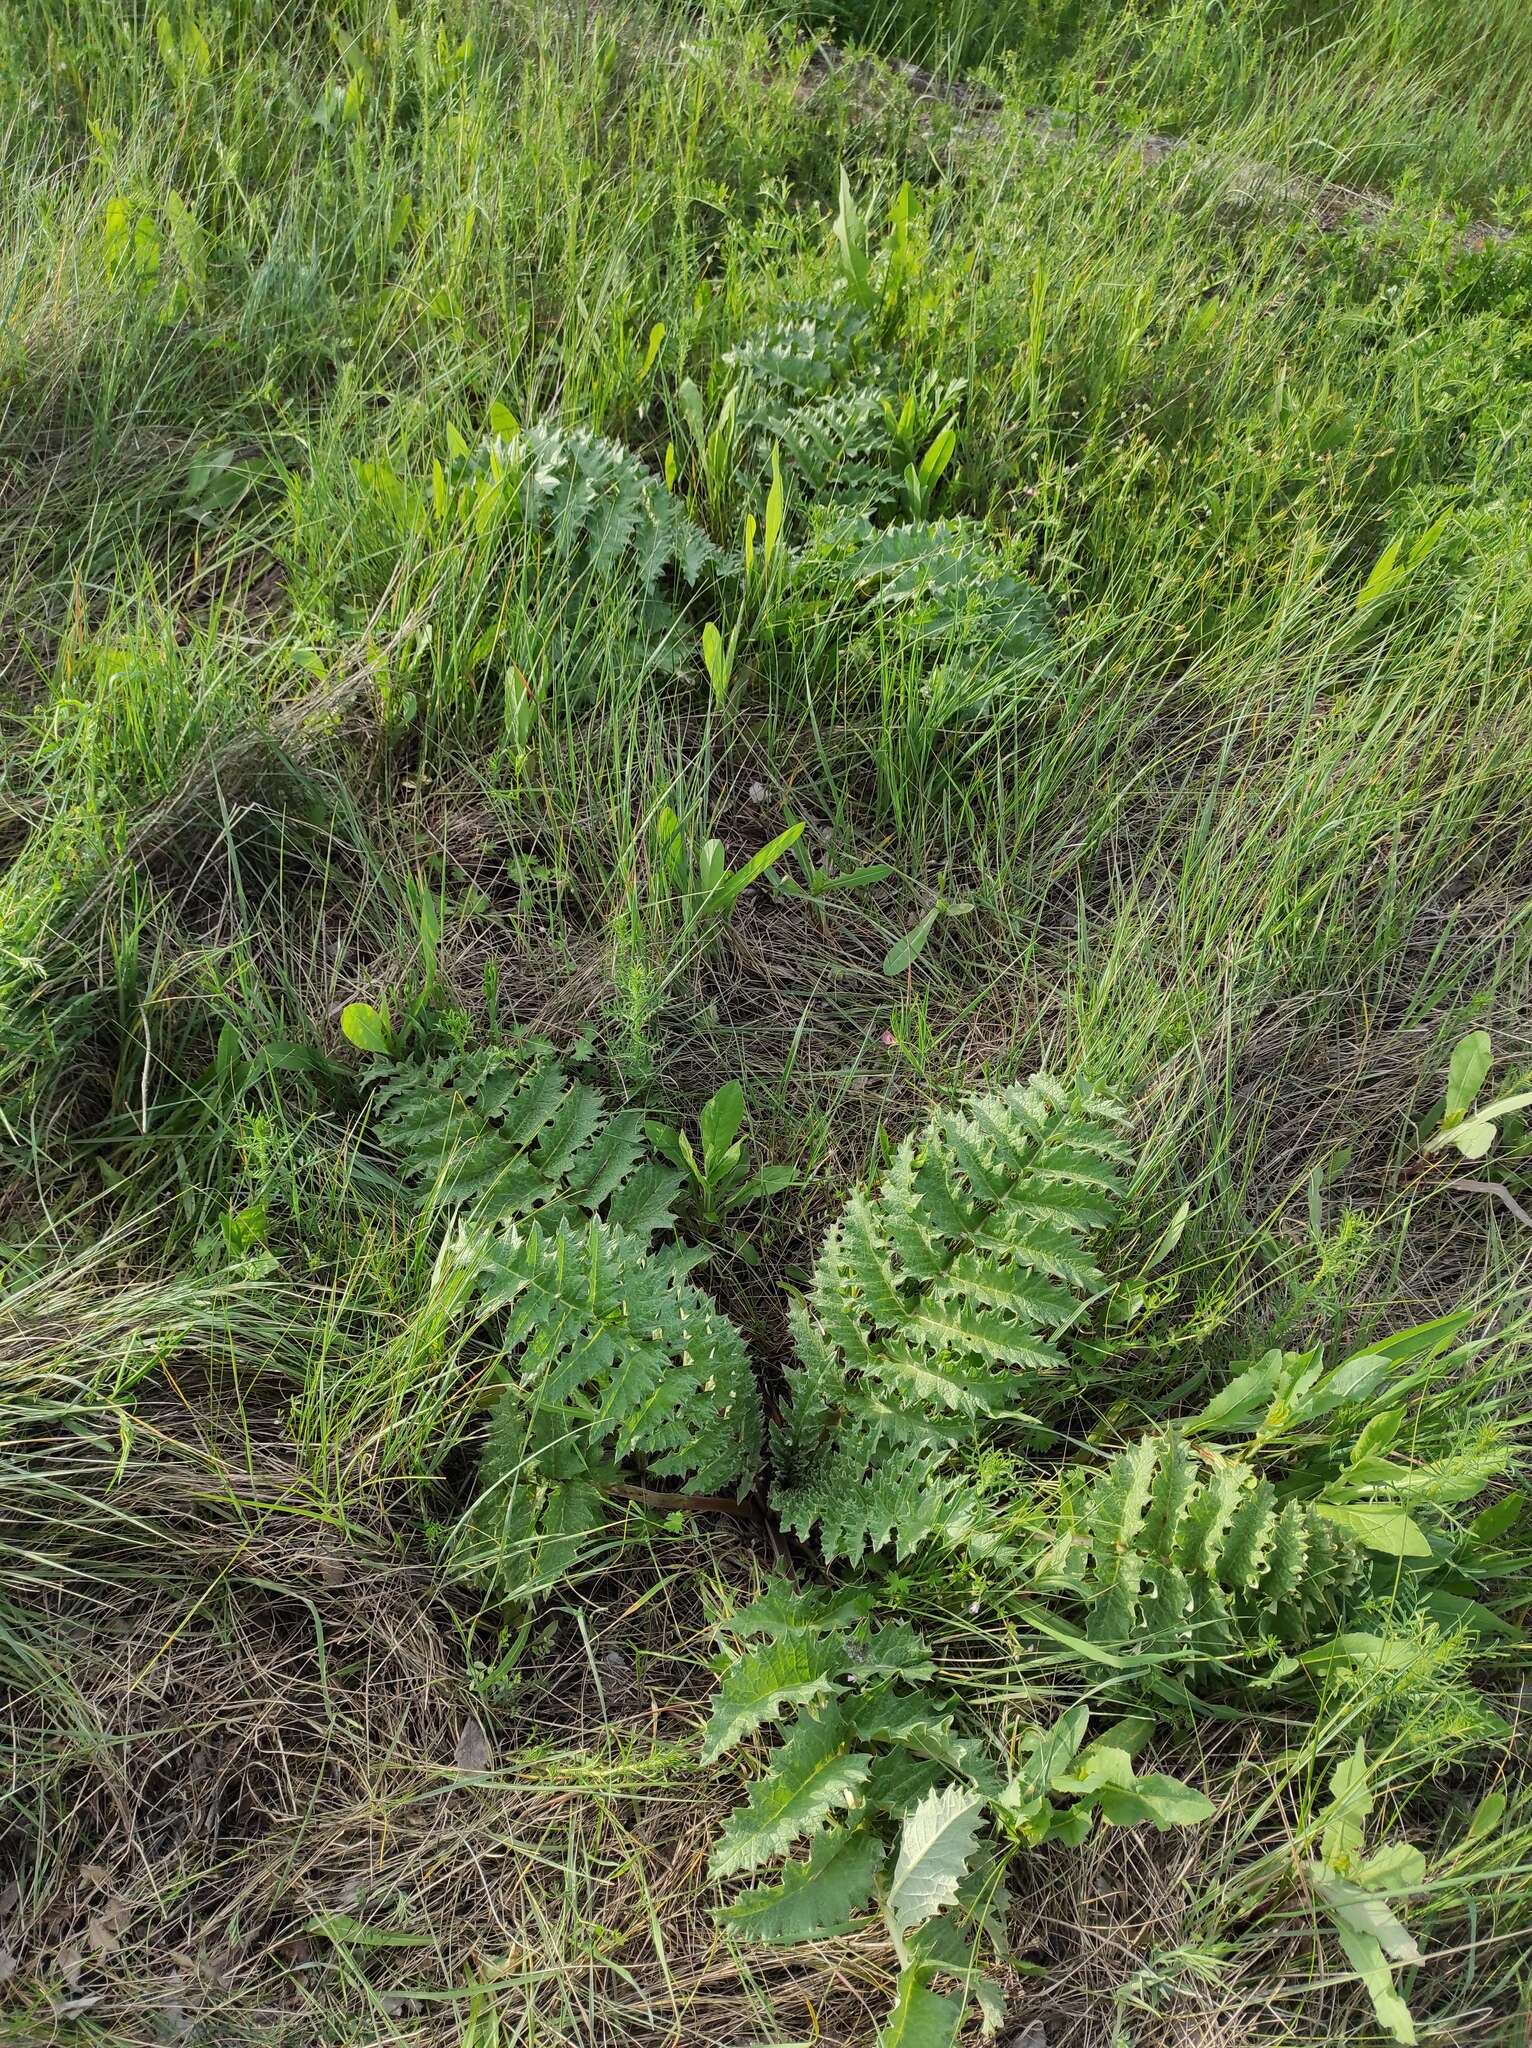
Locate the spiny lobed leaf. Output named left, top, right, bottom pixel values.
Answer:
left=877, top=1967, right=967, bottom=2048
left=703, top=1636, right=843, bottom=1763
left=1046, top=1432, right=1371, bottom=1661
left=725, top=306, right=873, bottom=401
left=378, top=1041, right=761, bottom=1606
left=724, top=1580, right=875, bottom=1640
left=885, top=1782, right=987, bottom=1940
left=706, top=1590, right=1002, bottom=1978
left=464, top=420, right=726, bottom=590
left=708, top=1707, right=871, bottom=1877
left=727, top=304, right=904, bottom=513
left=457, top=1215, right=759, bottom=1603
left=715, top=1824, right=884, bottom=1944
left=372, top=1044, right=681, bottom=1242
left=795, top=514, right=1058, bottom=679
left=773, top=1073, right=1129, bottom=1563
left=474, top=1218, right=761, bottom=1497
left=753, top=387, right=905, bottom=516
left=459, top=1406, right=610, bottom=1604
left=705, top=1572, right=1219, bottom=2033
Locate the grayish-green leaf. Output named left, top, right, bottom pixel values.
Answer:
left=885, top=1783, right=986, bottom=1940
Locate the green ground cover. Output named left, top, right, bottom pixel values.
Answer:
left=2, top=2, right=1530, bottom=2042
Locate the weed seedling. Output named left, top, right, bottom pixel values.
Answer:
left=645, top=1081, right=794, bottom=1241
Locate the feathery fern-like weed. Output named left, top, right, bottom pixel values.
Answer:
left=772, top=1073, right=1129, bottom=1562
left=371, top=1040, right=761, bottom=1600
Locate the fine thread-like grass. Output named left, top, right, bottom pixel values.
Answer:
left=2, top=0, right=1530, bottom=2042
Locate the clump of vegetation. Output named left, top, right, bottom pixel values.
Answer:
left=773, top=1073, right=1129, bottom=1562
left=703, top=1582, right=1213, bottom=2043
left=372, top=1041, right=760, bottom=1598
left=364, top=1036, right=1522, bottom=2040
